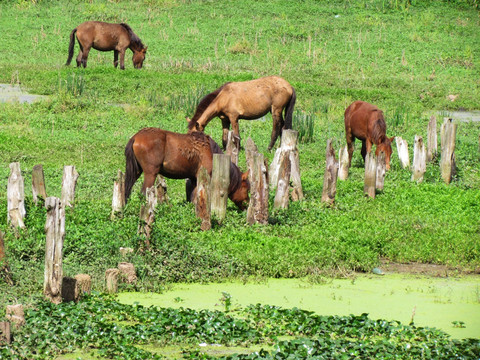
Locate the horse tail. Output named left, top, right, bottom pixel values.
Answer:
left=284, top=87, right=296, bottom=129
left=65, top=28, right=77, bottom=66
left=124, top=137, right=142, bottom=202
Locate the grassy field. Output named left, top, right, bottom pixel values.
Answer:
left=0, top=0, right=479, bottom=309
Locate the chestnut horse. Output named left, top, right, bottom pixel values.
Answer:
left=124, top=128, right=250, bottom=210
left=187, top=76, right=296, bottom=150
left=66, top=21, right=147, bottom=69
left=344, top=101, right=394, bottom=170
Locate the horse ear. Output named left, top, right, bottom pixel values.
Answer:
left=143, top=46, right=148, bottom=53
left=389, top=136, right=395, bottom=142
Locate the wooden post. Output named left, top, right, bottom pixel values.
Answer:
left=412, top=135, right=426, bottom=183
left=338, top=145, right=349, bottom=180
left=427, top=116, right=437, bottom=162
left=61, top=277, right=77, bottom=303
left=0, top=231, right=13, bottom=285
left=154, top=175, right=168, bottom=204
left=74, top=274, right=91, bottom=299
left=273, top=150, right=291, bottom=210
left=440, top=118, right=457, bottom=184
left=246, top=143, right=269, bottom=225
left=7, top=162, right=25, bottom=229
left=211, top=154, right=230, bottom=223
left=364, top=151, right=376, bottom=198
left=376, top=151, right=386, bottom=191
left=321, top=140, right=339, bottom=206
left=111, top=170, right=125, bottom=219
left=0, top=321, right=11, bottom=344
left=138, top=186, right=158, bottom=248
left=118, top=262, right=137, bottom=284
left=32, top=164, right=47, bottom=205
left=61, top=165, right=79, bottom=207
left=225, top=131, right=240, bottom=166
left=44, top=197, right=65, bottom=304
left=395, top=137, right=410, bottom=169
left=195, top=167, right=211, bottom=231
left=119, top=247, right=134, bottom=258
left=6, top=304, right=25, bottom=329
left=105, top=268, right=119, bottom=294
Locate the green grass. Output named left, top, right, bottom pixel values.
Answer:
left=0, top=0, right=479, bottom=318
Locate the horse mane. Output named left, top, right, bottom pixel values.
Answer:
left=370, top=110, right=387, bottom=144
left=188, top=83, right=231, bottom=130
left=120, top=23, right=145, bottom=50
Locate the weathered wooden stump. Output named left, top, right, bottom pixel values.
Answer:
left=7, top=162, right=26, bottom=229
left=364, top=151, right=377, bottom=198
left=111, top=170, right=125, bottom=219
left=118, top=262, right=137, bottom=284
left=6, top=304, right=25, bottom=329
left=395, top=137, right=410, bottom=169
left=440, top=118, right=457, bottom=184
left=61, top=165, right=79, bottom=208
left=105, top=268, right=120, bottom=294
left=32, top=164, right=47, bottom=205
left=194, top=167, right=211, bottom=231
left=376, top=151, right=386, bottom=191
left=225, top=131, right=240, bottom=166
left=273, top=150, right=291, bottom=210
left=246, top=139, right=269, bottom=225
left=412, top=135, right=426, bottom=182
left=61, top=276, right=77, bottom=303
left=321, top=140, right=339, bottom=206
left=138, top=185, right=159, bottom=248
left=338, top=145, right=349, bottom=180
left=154, top=175, right=168, bottom=204
left=119, top=247, right=134, bottom=258
left=0, top=231, right=13, bottom=285
left=74, top=274, right=92, bottom=299
left=427, top=116, right=437, bottom=162
left=0, top=321, right=11, bottom=344
left=211, top=154, right=230, bottom=223
left=44, top=197, right=65, bottom=304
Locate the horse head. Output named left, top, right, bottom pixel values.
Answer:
left=230, top=170, right=250, bottom=210
left=186, top=117, right=205, bottom=132
left=132, top=47, right=147, bottom=69
left=376, top=136, right=395, bottom=170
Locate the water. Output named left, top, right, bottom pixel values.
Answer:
left=0, top=84, right=47, bottom=104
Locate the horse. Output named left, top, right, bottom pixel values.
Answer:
left=65, top=21, right=147, bottom=70
left=187, top=76, right=296, bottom=151
left=344, top=100, right=394, bottom=170
left=124, top=128, right=250, bottom=210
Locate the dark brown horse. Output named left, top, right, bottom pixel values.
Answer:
left=66, top=21, right=147, bottom=69
left=187, top=76, right=296, bottom=150
left=344, top=100, right=394, bottom=170
left=124, top=128, right=250, bottom=209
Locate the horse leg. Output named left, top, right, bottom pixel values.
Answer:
left=361, top=140, right=367, bottom=162
left=346, top=134, right=355, bottom=167
left=186, top=178, right=197, bottom=202
left=76, top=50, right=83, bottom=67
left=230, top=116, right=241, bottom=149
left=80, top=45, right=91, bottom=68
left=141, top=172, right=158, bottom=195
left=268, top=108, right=283, bottom=151
left=114, top=50, right=119, bottom=68
left=221, top=117, right=231, bottom=149
left=119, top=49, right=126, bottom=70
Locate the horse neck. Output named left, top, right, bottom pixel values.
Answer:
left=228, top=163, right=242, bottom=196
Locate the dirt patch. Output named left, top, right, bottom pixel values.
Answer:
left=379, top=258, right=479, bottom=277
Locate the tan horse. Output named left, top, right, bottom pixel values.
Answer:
left=344, top=100, right=394, bottom=170
left=124, top=128, right=250, bottom=210
left=187, top=76, right=296, bottom=150
left=66, top=21, right=147, bottom=69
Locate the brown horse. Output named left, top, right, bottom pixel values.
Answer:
left=124, top=128, right=250, bottom=210
left=344, top=100, right=394, bottom=170
left=66, top=21, right=147, bottom=69
left=187, top=76, right=296, bottom=151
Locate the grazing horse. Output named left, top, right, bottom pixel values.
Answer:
left=344, top=100, right=394, bottom=170
left=66, top=21, right=147, bottom=69
left=187, top=76, right=296, bottom=151
left=124, top=128, right=250, bottom=210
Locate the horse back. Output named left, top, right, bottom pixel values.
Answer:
left=76, top=21, right=130, bottom=51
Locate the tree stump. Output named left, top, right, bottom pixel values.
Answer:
left=118, top=262, right=137, bottom=284
left=0, top=321, right=11, bottom=344
left=364, top=151, right=377, bottom=198
left=105, top=268, right=120, bottom=293
left=154, top=175, right=168, bottom=204
left=211, top=154, right=230, bottom=223
left=44, top=197, right=65, bottom=304
left=273, top=150, right=291, bottom=210
left=32, top=164, right=47, bottom=205
left=138, top=185, right=159, bottom=248
left=0, top=231, right=13, bottom=286
left=194, top=167, right=211, bottom=231
left=246, top=145, right=269, bottom=225
left=440, top=118, right=457, bottom=184
left=111, top=170, right=125, bottom=219
left=225, top=131, right=240, bottom=166
left=427, top=116, right=437, bottom=162
left=412, top=135, right=426, bottom=183
left=61, top=165, right=79, bottom=207
left=7, top=162, right=26, bottom=229
left=376, top=151, right=386, bottom=191
left=321, top=140, right=339, bottom=206
left=74, top=274, right=92, bottom=299
left=395, top=137, right=410, bottom=169
left=6, top=304, right=25, bottom=329
left=338, top=145, right=349, bottom=180
left=61, top=276, right=77, bottom=303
